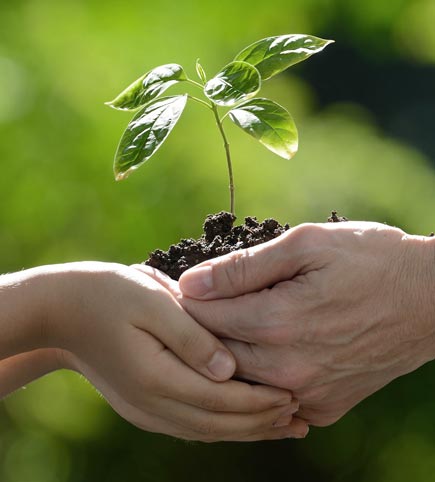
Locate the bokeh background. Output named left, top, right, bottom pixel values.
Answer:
left=1, top=0, right=435, bottom=480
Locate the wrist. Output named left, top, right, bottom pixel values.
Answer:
left=0, top=267, right=54, bottom=359
left=401, top=234, right=435, bottom=365
left=34, top=261, right=128, bottom=353
left=31, top=262, right=100, bottom=352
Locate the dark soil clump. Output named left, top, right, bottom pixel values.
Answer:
left=328, top=211, right=348, bottom=223
left=145, top=211, right=290, bottom=280
left=145, top=211, right=348, bottom=280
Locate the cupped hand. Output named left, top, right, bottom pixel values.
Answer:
left=39, top=262, right=305, bottom=441
left=176, top=222, right=435, bottom=427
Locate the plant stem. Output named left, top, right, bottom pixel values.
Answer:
left=211, top=104, right=235, bottom=216
left=187, top=95, right=212, bottom=110
left=187, top=77, right=235, bottom=215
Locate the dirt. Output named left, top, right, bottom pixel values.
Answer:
left=144, top=210, right=348, bottom=280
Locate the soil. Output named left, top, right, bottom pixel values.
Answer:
left=145, top=210, right=348, bottom=281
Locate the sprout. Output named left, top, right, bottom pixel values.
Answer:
left=106, top=34, right=334, bottom=215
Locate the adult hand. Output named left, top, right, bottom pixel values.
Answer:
left=177, top=222, right=435, bottom=427
left=2, top=261, right=304, bottom=441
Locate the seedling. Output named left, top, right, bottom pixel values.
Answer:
left=106, top=34, right=333, bottom=215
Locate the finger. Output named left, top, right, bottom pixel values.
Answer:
left=181, top=292, right=267, bottom=342
left=129, top=408, right=307, bottom=443
left=153, top=347, right=294, bottom=414
left=136, top=281, right=236, bottom=382
left=100, top=387, right=307, bottom=443
left=150, top=396, right=298, bottom=442
left=220, top=338, right=277, bottom=386
left=219, top=338, right=308, bottom=391
left=141, top=408, right=304, bottom=442
left=181, top=280, right=304, bottom=344
left=179, top=224, right=314, bottom=300
left=241, top=417, right=310, bottom=442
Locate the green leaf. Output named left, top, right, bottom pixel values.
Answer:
left=195, top=59, right=207, bottom=84
left=204, top=61, right=261, bottom=107
left=234, top=34, right=334, bottom=80
left=228, top=98, right=298, bottom=159
left=114, top=95, right=187, bottom=180
left=106, top=64, right=187, bottom=111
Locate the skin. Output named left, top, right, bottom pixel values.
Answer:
left=0, top=261, right=308, bottom=442
left=164, top=221, right=435, bottom=427
left=0, top=349, right=62, bottom=396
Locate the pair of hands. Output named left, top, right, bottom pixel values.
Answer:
left=0, top=262, right=304, bottom=442
left=2, top=221, right=433, bottom=441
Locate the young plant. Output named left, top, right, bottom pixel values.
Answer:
left=106, top=34, right=333, bottom=215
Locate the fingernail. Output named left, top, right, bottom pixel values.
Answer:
left=180, top=266, right=213, bottom=298
left=290, top=399, right=299, bottom=413
left=207, top=350, right=235, bottom=380
left=273, top=409, right=292, bottom=428
left=273, top=396, right=292, bottom=407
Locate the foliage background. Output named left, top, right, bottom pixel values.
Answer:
left=1, top=0, right=435, bottom=480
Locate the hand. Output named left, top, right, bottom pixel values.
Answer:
left=177, top=222, right=435, bottom=427
left=33, top=261, right=305, bottom=441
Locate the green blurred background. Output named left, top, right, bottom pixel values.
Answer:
left=1, top=0, right=435, bottom=480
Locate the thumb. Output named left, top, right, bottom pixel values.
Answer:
left=179, top=224, right=310, bottom=300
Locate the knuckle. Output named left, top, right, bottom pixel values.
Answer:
left=289, top=223, right=331, bottom=259
left=216, top=248, right=250, bottom=292
left=248, top=385, right=276, bottom=412
left=199, top=393, right=225, bottom=412
left=260, top=311, right=294, bottom=345
left=291, top=223, right=322, bottom=245
left=254, top=293, right=297, bottom=345
left=194, top=418, right=216, bottom=438
left=178, top=328, right=203, bottom=357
